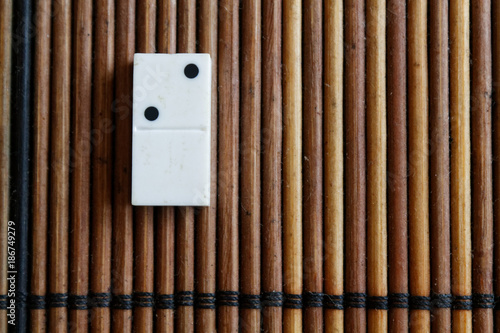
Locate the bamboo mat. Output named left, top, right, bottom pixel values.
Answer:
left=2, top=0, right=500, bottom=332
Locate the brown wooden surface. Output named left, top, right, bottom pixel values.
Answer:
left=112, top=0, right=136, bottom=331
left=91, top=0, right=114, bottom=331
left=49, top=1, right=71, bottom=331
left=155, top=1, right=176, bottom=332
left=408, top=0, right=431, bottom=331
left=471, top=0, right=494, bottom=331
left=366, top=0, right=387, bottom=331
left=69, top=0, right=92, bottom=331
left=302, top=0, right=323, bottom=330
left=386, top=0, right=408, bottom=331
left=217, top=1, right=240, bottom=331
left=239, top=0, right=261, bottom=331
left=323, top=0, right=343, bottom=331
left=450, top=0, right=473, bottom=331
left=493, top=0, right=500, bottom=329
left=429, top=0, right=452, bottom=331
left=344, top=0, right=366, bottom=330
left=261, top=0, right=283, bottom=331
left=0, top=1, right=11, bottom=332
left=195, top=0, right=218, bottom=331
left=134, top=1, right=156, bottom=332
left=175, top=1, right=196, bottom=331
left=283, top=0, right=302, bottom=331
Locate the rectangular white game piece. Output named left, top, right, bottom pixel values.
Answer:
left=132, top=53, right=211, bottom=206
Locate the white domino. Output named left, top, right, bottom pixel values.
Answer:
left=132, top=53, right=211, bottom=206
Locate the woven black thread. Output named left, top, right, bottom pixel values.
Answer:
left=304, top=292, right=323, bottom=308
left=367, top=296, right=389, bottom=310
left=112, top=294, right=133, bottom=310
left=240, top=294, right=261, bottom=309
left=68, top=295, right=88, bottom=310
left=432, top=293, right=452, bottom=309
left=0, top=294, right=7, bottom=310
left=195, top=293, right=216, bottom=309
left=262, top=291, right=283, bottom=307
left=134, top=292, right=154, bottom=308
left=453, top=295, right=473, bottom=310
left=217, top=291, right=239, bottom=307
left=284, top=294, right=302, bottom=309
left=176, top=291, right=194, bottom=307
left=156, top=294, right=174, bottom=310
left=472, top=294, right=494, bottom=309
left=324, top=294, right=343, bottom=310
left=48, top=293, right=68, bottom=308
left=389, top=293, right=409, bottom=309
left=410, top=296, right=431, bottom=310
left=28, top=295, right=46, bottom=310
left=89, top=293, right=111, bottom=308
left=345, top=293, right=366, bottom=308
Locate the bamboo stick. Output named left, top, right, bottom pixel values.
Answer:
left=155, top=1, right=176, bottom=332
left=174, top=1, right=196, bottom=331
left=471, top=0, right=494, bottom=331
left=386, top=0, right=408, bottom=331
left=195, top=0, right=218, bottom=331
left=239, top=0, right=261, bottom=331
left=261, top=0, right=283, bottom=331
left=283, top=0, right=302, bottom=331
left=217, top=0, right=239, bottom=331
left=0, top=1, right=12, bottom=332
left=450, top=0, right=473, bottom=331
left=91, top=0, right=115, bottom=331
left=344, top=0, right=366, bottom=330
left=429, top=0, right=452, bottom=331
left=112, top=0, right=136, bottom=330
left=303, top=0, right=323, bottom=330
left=69, top=0, right=92, bottom=331
left=323, top=0, right=343, bottom=331
left=366, top=0, right=387, bottom=331
left=134, top=1, right=156, bottom=331
left=49, top=1, right=71, bottom=331
left=31, top=1, right=51, bottom=331
left=11, top=0, right=33, bottom=329
left=493, top=1, right=500, bottom=329
left=408, top=0, right=431, bottom=330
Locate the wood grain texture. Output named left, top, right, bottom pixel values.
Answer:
left=155, top=1, right=176, bottom=332
left=493, top=0, right=500, bottom=329
left=366, top=0, right=387, bottom=331
left=471, top=0, right=494, bottom=331
left=344, top=0, right=366, bottom=330
left=112, top=0, right=136, bottom=331
left=450, top=0, right=473, bottom=331
left=408, top=0, right=431, bottom=331
left=302, top=0, right=323, bottom=330
left=429, top=0, right=452, bottom=331
left=239, top=0, right=261, bottom=331
left=283, top=0, right=302, bottom=331
left=323, top=0, right=343, bottom=331
left=195, top=0, right=218, bottom=331
left=217, top=1, right=240, bottom=331
left=49, top=1, right=71, bottom=331
left=69, top=0, right=92, bottom=331
left=134, top=1, right=156, bottom=331
left=91, top=0, right=114, bottom=331
left=175, top=1, right=196, bottom=331
left=0, top=1, right=11, bottom=332
left=386, top=0, right=408, bottom=331
left=261, top=0, right=283, bottom=331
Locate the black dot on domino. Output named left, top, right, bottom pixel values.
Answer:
left=184, top=64, right=199, bottom=79
left=144, top=106, right=159, bottom=121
